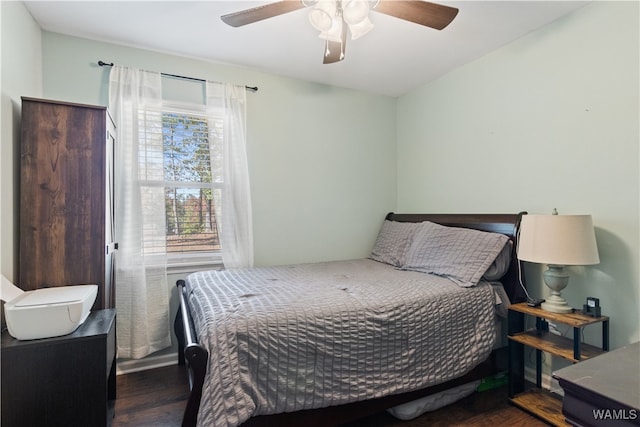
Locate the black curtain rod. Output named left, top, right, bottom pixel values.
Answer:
left=98, top=61, right=258, bottom=93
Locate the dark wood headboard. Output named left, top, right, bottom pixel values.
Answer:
left=385, top=212, right=528, bottom=303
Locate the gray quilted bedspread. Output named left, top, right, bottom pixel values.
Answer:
left=185, top=259, right=498, bottom=427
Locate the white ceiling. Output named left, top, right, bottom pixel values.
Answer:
left=24, top=1, right=589, bottom=97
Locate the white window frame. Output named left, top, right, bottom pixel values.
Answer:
left=154, top=101, right=224, bottom=272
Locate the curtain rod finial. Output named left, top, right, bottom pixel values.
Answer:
left=98, top=60, right=114, bottom=67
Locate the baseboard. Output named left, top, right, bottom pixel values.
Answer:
left=116, top=352, right=179, bottom=375
left=524, top=366, right=564, bottom=396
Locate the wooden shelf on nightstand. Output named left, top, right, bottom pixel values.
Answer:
left=507, top=302, right=609, bottom=427
left=510, top=388, right=568, bottom=427
left=509, top=330, right=605, bottom=362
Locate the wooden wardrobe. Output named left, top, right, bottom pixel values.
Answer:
left=19, top=97, right=116, bottom=310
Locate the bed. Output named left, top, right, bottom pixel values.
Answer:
left=175, top=212, right=527, bottom=427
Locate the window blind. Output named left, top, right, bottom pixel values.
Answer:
left=139, top=105, right=222, bottom=254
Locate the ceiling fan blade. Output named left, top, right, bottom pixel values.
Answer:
left=221, top=0, right=306, bottom=27
left=323, top=19, right=347, bottom=64
left=323, top=40, right=344, bottom=64
left=373, top=0, right=459, bottom=30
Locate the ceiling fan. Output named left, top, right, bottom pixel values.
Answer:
left=221, top=0, right=459, bottom=64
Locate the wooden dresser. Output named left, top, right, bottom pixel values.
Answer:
left=19, top=97, right=117, bottom=309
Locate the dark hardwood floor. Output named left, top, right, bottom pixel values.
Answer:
left=113, top=365, right=548, bottom=426
left=113, top=365, right=190, bottom=427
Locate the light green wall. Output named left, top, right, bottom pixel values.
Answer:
left=40, top=32, right=398, bottom=267
left=397, top=2, right=639, bottom=351
left=33, top=32, right=397, bottom=359
left=4, top=1, right=638, bottom=364
left=1, top=1, right=43, bottom=286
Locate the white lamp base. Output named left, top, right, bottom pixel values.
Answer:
left=541, top=265, right=573, bottom=313
left=541, top=295, right=573, bottom=313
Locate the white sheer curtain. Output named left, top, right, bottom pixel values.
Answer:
left=206, top=82, right=254, bottom=269
left=109, top=66, right=172, bottom=359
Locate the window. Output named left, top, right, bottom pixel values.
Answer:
left=140, top=103, right=222, bottom=258
left=163, top=109, right=221, bottom=253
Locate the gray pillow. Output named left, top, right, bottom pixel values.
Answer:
left=483, top=241, right=512, bottom=281
left=402, top=221, right=509, bottom=287
left=370, top=220, right=423, bottom=267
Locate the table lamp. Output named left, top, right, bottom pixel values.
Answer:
left=517, top=210, right=600, bottom=313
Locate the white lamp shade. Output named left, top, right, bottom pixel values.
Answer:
left=518, top=214, right=600, bottom=266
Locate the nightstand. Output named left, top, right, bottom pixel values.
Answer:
left=508, top=302, right=609, bottom=426
left=1, top=309, right=116, bottom=427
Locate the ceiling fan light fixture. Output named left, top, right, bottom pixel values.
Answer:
left=343, top=0, right=370, bottom=25
left=347, top=15, right=373, bottom=40
left=309, top=1, right=336, bottom=32
left=318, top=15, right=343, bottom=42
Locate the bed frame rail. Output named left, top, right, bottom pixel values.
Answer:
left=175, top=279, right=208, bottom=427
